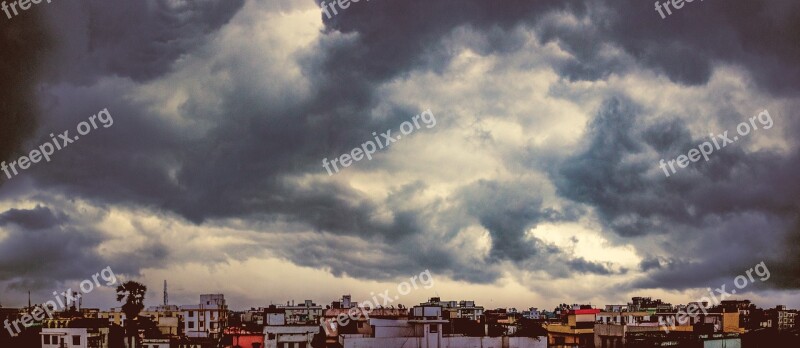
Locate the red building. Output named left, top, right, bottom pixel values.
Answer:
left=223, top=326, right=264, bottom=348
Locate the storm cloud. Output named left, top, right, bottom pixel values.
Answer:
left=1, top=0, right=799, bottom=308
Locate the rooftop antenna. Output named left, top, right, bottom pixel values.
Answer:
left=164, top=280, right=169, bottom=306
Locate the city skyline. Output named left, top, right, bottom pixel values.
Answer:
left=2, top=1, right=800, bottom=344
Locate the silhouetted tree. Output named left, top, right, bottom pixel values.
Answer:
left=116, top=281, right=147, bottom=348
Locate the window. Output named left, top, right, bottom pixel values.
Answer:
left=429, top=324, right=438, bottom=333
left=189, top=311, right=194, bottom=317
left=188, top=322, right=195, bottom=329
left=73, top=335, right=81, bottom=345
left=43, top=335, right=49, bottom=344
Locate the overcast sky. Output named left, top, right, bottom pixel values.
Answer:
left=1, top=0, right=799, bottom=311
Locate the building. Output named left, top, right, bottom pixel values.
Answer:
left=262, top=305, right=320, bottom=348
left=338, top=303, right=546, bottom=348
left=522, top=308, right=541, bottom=320
left=278, top=300, right=323, bottom=326
left=100, top=304, right=181, bottom=332
left=545, top=308, right=599, bottom=348
left=40, top=318, right=112, bottom=348
left=626, top=331, right=741, bottom=348
left=223, top=326, right=264, bottom=348
left=593, top=323, right=663, bottom=347
left=604, top=305, right=628, bottom=313
left=181, top=294, right=228, bottom=340
left=627, top=297, right=672, bottom=313
left=141, top=337, right=171, bottom=348
left=423, top=297, right=484, bottom=321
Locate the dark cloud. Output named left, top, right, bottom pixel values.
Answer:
left=0, top=10, right=51, bottom=171
left=0, top=206, right=105, bottom=287
left=41, top=0, right=245, bottom=84
left=0, top=205, right=65, bottom=230
left=551, top=96, right=800, bottom=290
left=460, top=179, right=564, bottom=262
left=537, top=0, right=800, bottom=95
left=0, top=0, right=799, bottom=305
left=0, top=203, right=171, bottom=307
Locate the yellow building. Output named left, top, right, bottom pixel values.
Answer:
left=546, top=309, right=599, bottom=348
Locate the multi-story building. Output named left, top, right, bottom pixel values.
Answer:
left=223, top=326, right=264, bottom=348
left=40, top=318, right=111, bottom=348
left=181, top=294, right=228, bottom=340
left=423, top=297, right=484, bottom=321
left=263, top=305, right=320, bottom=348
left=278, top=300, right=323, bottom=325
left=338, top=303, right=546, bottom=348
left=523, top=308, right=541, bottom=320
left=766, top=305, right=798, bottom=330
left=545, top=308, right=599, bottom=348
left=594, top=323, right=663, bottom=348
left=628, top=297, right=672, bottom=313
left=99, top=304, right=181, bottom=331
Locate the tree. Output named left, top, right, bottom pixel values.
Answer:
left=116, top=281, right=147, bottom=348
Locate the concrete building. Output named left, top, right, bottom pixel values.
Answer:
left=775, top=305, right=797, bottom=330
left=278, top=300, right=323, bottom=326
left=593, top=323, right=663, bottom=347
left=626, top=331, right=741, bottom=348
left=181, top=294, right=228, bottom=340
left=423, top=297, right=484, bottom=321
left=223, top=326, right=264, bottom=348
left=596, top=311, right=654, bottom=326
left=141, top=337, right=171, bottom=348
left=40, top=318, right=111, bottom=348
left=262, top=306, right=320, bottom=348
left=338, top=304, right=546, bottom=348
left=522, top=308, right=541, bottom=320
left=627, top=297, right=672, bottom=313
left=604, top=305, right=628, bottom=313
left=41, top=327, right=107, bottom=348
left=100, top=305, right=181, bottom=333
left=545, top=308, right=599, bottom=348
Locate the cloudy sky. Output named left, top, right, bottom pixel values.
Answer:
left=1, top=0, right=799, bottom=311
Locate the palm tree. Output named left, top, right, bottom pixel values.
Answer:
left=116, top=281, right=147, bottom=348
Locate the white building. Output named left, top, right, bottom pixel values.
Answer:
left=425, top=297, right=484, bottom=321
left=263, top=306, right=320, bottom=348
left=523, top=308, right=541, bottom=320
left=279, top=300, right=323, bottom=325
left=181, top=294, right=228, bottom=339
left=339, top=304, right=546, bottom=348
left=41, top=327, right=108, bottom=348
